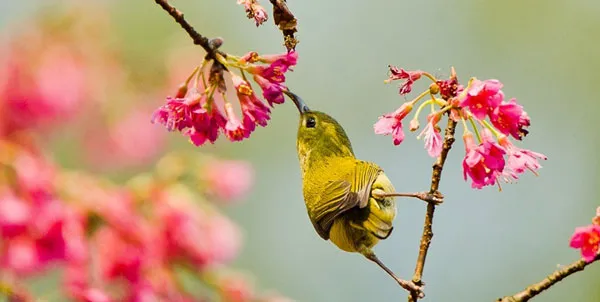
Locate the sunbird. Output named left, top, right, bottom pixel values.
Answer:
left=284, top=90, right=435, bottom=298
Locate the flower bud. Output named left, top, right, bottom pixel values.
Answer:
left=208, top=37, right=224, bottom=50
left=409, top=119, right=420, bottom=132
left=175, top=83, right=188, bottom=98
left=429, top=83, right=440, bottom=95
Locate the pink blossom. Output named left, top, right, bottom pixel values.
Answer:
left=186, top=102, right=228, bottom=146
left=80, top=288, right=112, bottom=302
left=419, top=114, right=443, bottom=158
left=1, top=237, right=39, bottom=275
left=386, top=66, right=423, bottom=95
left=241, top=52, right=297, bottom=107
left=34, top=45, right=86, bottom=118
left=96, top=227, right=143, bottom=283
left=158, top=194, right=241, bottom=268
left=373, top=102, right=413, bottom=145
left=0, top=190, right=31, bottom=238
left=33, top=201, right=69, bottom=263
left=0, top=44, right=86, bottom=133
left=0, top=196, right=79, bottom=276
left=203, top=159, right=254, bottom=203
left=252, top=6, right=268, bottom=26
left=203, top=214, right=243, bottom=264
left=231, top=74, right=271, bottom=127
left=259, top=51, right=298, bottom=66
left=0, top=211, right=69, bottom=275
left=570, top=224, right=600, bottom=262
left=241, top=98, right=271, bottom=131
left=152, top=88, right=204, bottom=132
left=246, top=57, right=295, bottom=84
left=460, top=79, right=504, bottom=119
left=489, top=98, right=530, bottom=140
left=12, top=151, right=55, bottom=202
left=462, top=130, right=506, bottom=189
left=224, top=103, right=251, bottom=141
left=234, top=85, right=271, bottom=129
left=86, top=110, right=166, bottom=169
left=238, top=0, right=269, bottom=26
left=497, top=136, right=547, bottom=181
left=253, top=74, right=285, bottom=106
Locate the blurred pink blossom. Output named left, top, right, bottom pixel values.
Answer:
left=0, top=44, right=86, bottom=134
left=202, top=159, right=254, bottom=203
left=157, top=191, right=242, bottom=269
left=85, top=109, right=166, bottom=170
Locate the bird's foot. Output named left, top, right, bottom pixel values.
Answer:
left=397, top=278, right=425, bottom=299
left=372, top=190, right=444, bottom=205
left=420, top=191, right=444, bottom=205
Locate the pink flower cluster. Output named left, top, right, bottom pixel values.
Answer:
left=376, top=66, right=546, bottom=189
left=0, top=4, right=289, bottom=301
left=237, top=0, right=268, bottom=26
left=152, top=51, right=298, bottom=146
left=0, top=37, right=86, bottom=136
left=0, top=4, right=166, bottom=170
left=570, top=207, right=600, bottom=262
left=0, top=148, right=78, bottom=276
left=0, top=139, right=282, bottom=301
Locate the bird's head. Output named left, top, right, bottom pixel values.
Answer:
left=284, top=91, right=355, bottom=167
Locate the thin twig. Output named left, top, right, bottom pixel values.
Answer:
left=407, top=70, right=460, bottom=301
left=408, top=118, right=457, bottom=302
left=153, top=0, right=225, bottom=59
left=497, top=254, right=600, bottom=302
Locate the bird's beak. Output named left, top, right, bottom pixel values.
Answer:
left=284, top=90, right=310, bottom=114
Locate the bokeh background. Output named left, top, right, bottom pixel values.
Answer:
left=1, top=0, right=599, bottom=301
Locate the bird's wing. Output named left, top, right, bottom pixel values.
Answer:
left=352, top=161, right=382, bottom=208
left=309, top=161, right=381, bottom=240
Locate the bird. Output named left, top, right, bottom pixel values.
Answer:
left=283, top=90, right=436, bottom=298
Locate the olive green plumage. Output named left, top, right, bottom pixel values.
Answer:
left=295, top=110, right=398, bottom=254
left=285, top=91, right=423, bottom=297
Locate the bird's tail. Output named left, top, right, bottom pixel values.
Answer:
left=348, top=197, right=396, bottom=240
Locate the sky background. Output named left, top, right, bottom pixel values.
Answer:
left=1, top=0, right=599, bottom=301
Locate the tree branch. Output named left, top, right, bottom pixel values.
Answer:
left=497, top=254, right=600, bottom=302
left=153, top=0, right=225, bottom=59
left=408, top=118, right=457, bottom=301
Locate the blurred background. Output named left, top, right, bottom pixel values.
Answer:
left=1, top=0, right=599, bottom=301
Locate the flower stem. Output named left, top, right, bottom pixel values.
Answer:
left=468, top=117, right=482, bottom=143
left=480, top=119, right=502, bottom=138
left=421, top=72, right=437, bottom=83
left=414, top=99, right=433, bottom=121
left=185, top=66, right=200, bottom=86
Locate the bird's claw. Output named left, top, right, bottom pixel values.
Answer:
left=398, top=279, right=425, bottom=299
left=416, top=191, right=444, bottom=205
left=430, top=191, right=444, bottom=205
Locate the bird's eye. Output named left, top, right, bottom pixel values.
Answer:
left=306, top=117, right=316, bottom=128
